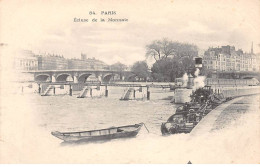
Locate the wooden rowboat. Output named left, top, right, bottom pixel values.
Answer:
left=51, top=123, right=144, bottom=142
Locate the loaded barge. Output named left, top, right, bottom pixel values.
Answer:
left=161, top=86, right=230, bottom=135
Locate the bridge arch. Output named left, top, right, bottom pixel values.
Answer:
left=78, top=73, right=93, bottom=83
left=103, top=74, right=114, bottom=82
left=125, top=74, right=137, bottom=82
left=35, top=74, right=51, bottom=82
left=112, top=73, right=121, bottom=81
left=241, top=76, right=257, bottom=79
left=56, top=73, right=73, bottom=82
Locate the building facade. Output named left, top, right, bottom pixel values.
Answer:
left=37, top=54, right=68, bottom=70
left=9, top=46, right=109, bottom=72
left=36, top=53, right=108, bottom=70
left=68, top=54, right=108, bottom=70
left=14, top=50, right=38, bottom=71
left=68, top=59, right=108, bottom=70
left=203, top=45, right=259, bottom=72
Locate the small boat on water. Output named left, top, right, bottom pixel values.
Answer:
left=51, top=123, right=144, bottom=142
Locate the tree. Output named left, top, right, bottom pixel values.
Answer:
left=146, top=39, right=198, bottom=62
left=174, top=43, right=198, bottom=58
left=200, top=65, right=212, bottom=78
left=146, top=39, right=199, bottom=82
left=151, top=55, right=196, bottom=82
left=131, top=61, right=150, bottom=81
left=110, top=62, right=128, bottom=80
left=146, top=38, right=176, bottom=61
left=151, top=58, right=184, bottom=82
left=110, top=62, right=127, bottom=71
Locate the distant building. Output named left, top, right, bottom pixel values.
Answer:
left=203, top=45, right=259, bottom=72
left=81, top=53, right=87, bottom=60
left=14, top=50, right=38, bottom=71
left=37, top=54, right=68, bottom=70
left=68, top=54, right=108, bottom=70
left=11, top=49, right=109, bottom=71
left=1, top=44, right=36, bottom=81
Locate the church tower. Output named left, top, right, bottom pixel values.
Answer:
left=251, top=42, right=254, bottom=54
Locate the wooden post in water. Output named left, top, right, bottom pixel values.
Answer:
left=53, top=87, right=55, bottom=95
left=147, top=86, right=150, bottom=100
left=69, top=85, right=72, bottom=96
left=133, top=89, right=136, bottom=99
left=105, top=85, right=108, bottom=97
left=38, top=84, right=41, bottom=94
left=90, top=88, right=92, bottom=97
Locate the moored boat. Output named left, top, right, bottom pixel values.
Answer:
left=51, top=123, right=144, bottom=142
left=161, top=86, right=228, bottom=135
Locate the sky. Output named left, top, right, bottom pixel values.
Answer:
left=1, top=0, right=260, bottom=65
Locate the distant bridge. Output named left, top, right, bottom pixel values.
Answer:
left=25, top=69, right=136, bottom=83
left=211, top=71, right=260, bottom=81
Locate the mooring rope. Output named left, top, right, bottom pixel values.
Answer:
left=141, top=122, right=150, bottom=133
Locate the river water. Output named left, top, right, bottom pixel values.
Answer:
left=25, top=86, right=177, bottom=134
left=1, top=84, right=260, bottom=163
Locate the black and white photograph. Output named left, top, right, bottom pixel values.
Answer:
left=0, top=0, right=260, bottom=164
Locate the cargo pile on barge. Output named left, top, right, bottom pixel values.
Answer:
left=161, top=86, right=230, bottom=135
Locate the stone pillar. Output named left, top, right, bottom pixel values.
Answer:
left=51, top=75, right=56, bottom=83
left=73, top=76, right=78, bottom=83
left=73, top=72, right=79, bottom=83
left=98, top=75, right=102, bottom=83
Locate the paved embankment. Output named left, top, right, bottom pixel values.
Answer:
left=190, top=94, right=260, bottom=135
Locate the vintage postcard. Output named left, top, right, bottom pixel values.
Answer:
left=0, top=0, right=260, bottom=164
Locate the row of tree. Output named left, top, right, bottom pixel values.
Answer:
left=109, top=61, right=150, bottom=81
left=110, top=38, right=207, bottom=82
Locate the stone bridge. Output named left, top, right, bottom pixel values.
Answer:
left=26, top=69, right=136, bottom=83
left=212, top=71, right=260, bottom=81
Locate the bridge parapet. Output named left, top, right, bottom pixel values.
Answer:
left=29, top=69, right=134, bottom=83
